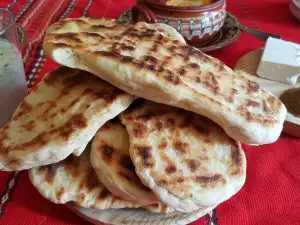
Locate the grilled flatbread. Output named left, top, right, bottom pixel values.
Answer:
left=235, top=70, right=300, bottom=126
left=0, top=67, right=134, bottom=171
left=149, top=23, right=185, bottom=44
left=120, top=100, right=246, bottom=212
left=29, top=147, right=140, bottom=209
left=29, top=145, right=173, bottom=213
left=90, top=118, right=159, bottom=205
left=43, top=17, right=286, bottom=145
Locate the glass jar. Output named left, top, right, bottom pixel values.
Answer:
left=0, top=8, right=27, bottom=127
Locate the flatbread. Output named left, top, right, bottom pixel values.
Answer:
left=29, top=145, right=173, bottom=213
left=149, top=23, right=186, bottom=44
left=235, top=70, right=300, bottom=126
left=0, top=67, right=134, bottom=171
left=43, top=17, right=286, bottom=145
left=29, top=147, right=140, bottom=209
left=90, top=118, right=159, bottom=205
left=120, top=100, right=247, bottom=212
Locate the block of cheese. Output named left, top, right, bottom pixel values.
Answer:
left=257, top=37, right=300, bottom=85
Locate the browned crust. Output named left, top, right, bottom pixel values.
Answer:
left=121, top=100, right=246, bottom=194
left=44, top=18, right=282, bottom=129
left=0, top=67, right=130, bottom=160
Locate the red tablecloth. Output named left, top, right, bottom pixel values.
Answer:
left=0, top=0, right=300, bottom=224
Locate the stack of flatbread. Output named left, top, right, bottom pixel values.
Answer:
left=0, top=17, right=287, bottom=223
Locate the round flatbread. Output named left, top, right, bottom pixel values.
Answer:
left=120, top=100, right=247, bottom=212
left=90, top=118, right=159, bottom=206
left=0, top=66, right=134, bottom=171
left=29, top=144, right=172, bottom=213
left=29, top=146, right=140, bottom=209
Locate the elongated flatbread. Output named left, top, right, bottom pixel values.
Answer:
left=149, top=23, right=185, bottom=44
left=43, top=17, right=286, bottom=145
left=90, top=118, right=159, bottom=205
left=235, top=70, right=300, bottom=126
left=29, top=145, right=173, bottom=213
left=120, top=100, right=246, bottom=212
left=0, top=67, right=134, bottom=171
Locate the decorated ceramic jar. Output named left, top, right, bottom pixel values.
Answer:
left=132, top=0, right=226, bottom=44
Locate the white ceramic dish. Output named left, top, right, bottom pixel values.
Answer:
left=67, top=203, right=215, bottom=225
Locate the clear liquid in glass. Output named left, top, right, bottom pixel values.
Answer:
left=0, top=39, right=27, bottom=126
left=0, top=8, right=28, bottom=127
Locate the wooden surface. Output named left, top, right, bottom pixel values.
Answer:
left=234, top=48, right=263, bottom=74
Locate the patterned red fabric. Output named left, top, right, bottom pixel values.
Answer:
left=0, top=0, right=300, bottom=224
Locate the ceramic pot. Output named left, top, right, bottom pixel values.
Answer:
left=132, top=0, right=226, bottom=44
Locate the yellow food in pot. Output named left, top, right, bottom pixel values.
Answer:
left=166, top=0, right=213, bottom=7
